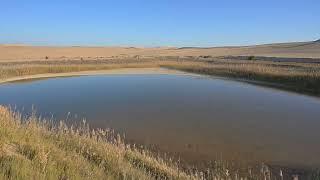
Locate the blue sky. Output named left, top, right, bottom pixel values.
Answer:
left=1, top=0, right=319, bottom=47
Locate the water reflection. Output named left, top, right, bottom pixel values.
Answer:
left=1, top=74, right=320, bottom=168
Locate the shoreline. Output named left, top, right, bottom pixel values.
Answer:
left=1, top=59, right=319, bottom=97
left=1, top=64, right=320, bottom=179
left=1, top=66, right=319, bottom=98
left=0, top=67, right=194, bottom=84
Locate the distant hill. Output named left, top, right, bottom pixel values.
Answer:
left=1, top=40, right=320, bottom=61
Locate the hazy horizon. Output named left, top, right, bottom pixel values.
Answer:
left=1, top=38, right=319, bottom=48
left=1, top=0, right=320, bottom=47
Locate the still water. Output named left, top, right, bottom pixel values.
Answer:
left=1, top=73, right=320, bottom=168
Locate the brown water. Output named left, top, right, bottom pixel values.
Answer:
left=1, top=73, right=320, bottom=168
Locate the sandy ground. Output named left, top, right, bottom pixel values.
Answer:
left=0, top=68, right=195, bottom=84
left=1, top=40, right=320, bottom=62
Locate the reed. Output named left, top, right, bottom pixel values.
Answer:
left=1, top=59, right=320, bottom=179
left=160, top=59, right=320, bottom=95
left=1, top=106, right=319, bottom=179
left=1, top=58, right=319, bottom=95
left=0, top=61, right=159, bottom=80
left=0, top=106, right=192, bottom=179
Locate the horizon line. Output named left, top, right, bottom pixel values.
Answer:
left=1, top=38, right=319, bottom=48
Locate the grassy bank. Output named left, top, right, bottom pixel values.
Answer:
left=161, top=60, right=320, bottom=96
left=0, top=60, right=159, bottom=81
left=0, top=106, right=194, bottom=180
left=2, top=106, right=288, bottom=180
left=1, top=59, right=320, bottom=179
left=1, top=58, right=319, bottom=96
left=1, top=107, right=320, bottom=180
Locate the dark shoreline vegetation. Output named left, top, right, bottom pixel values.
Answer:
left=163, top=64, right=320, bottom=97
left=1, top=106, right=320, bottom=180
left=1, top=58, right=320, bottom=96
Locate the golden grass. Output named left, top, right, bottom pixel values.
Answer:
left=1, top=106, right=319, bottom=179
left=1, top=58, right=320, bottom=95
left=160, top=59, right=320, bottom=95
left=0, top=60, right=159, bottom=80
left=0, top=106, right=195, bottom=180
left=1, top=59, right=320, bottom=179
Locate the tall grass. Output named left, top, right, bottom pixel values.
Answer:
left=0, top=106, right=194, bottom=179
left=1, top=59, right=320, bottom=179
left=0, top=61, right=159, bottom=80
left=1, top=106, right=320, bottom=180
left=160, top=59, right=320, bottom=95
left=1, top=59, right=319, bottom=95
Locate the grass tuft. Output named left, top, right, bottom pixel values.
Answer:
left=1, top=106, right=319, bottom=179
left=0, top=106, right=193, bottom=180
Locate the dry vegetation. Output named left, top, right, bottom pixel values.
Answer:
left=2, top=106, right=319, bottom=180
left=161, top=59, right=320, bottom=95
left=0, top=60, right=159, bottom=81
left=1, top=58, right=320, bottom=95
left=1, top=58, right=320, bottom=179
left=0, top=106, right=281, bottom=180
left=0, top=106, right=194, bottom=180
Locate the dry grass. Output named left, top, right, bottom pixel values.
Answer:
left=0, top=60, right=159, bottom=80
left=160, top=59, right=320, bottom=95
left=0, top=106, right=194, bottom=180
left=1, top=59, right=320, bottom=179
left=1, top=105, right=285, bottom=180
left=1, top=106, right=319, bottom=180
left=0, top=58, right=319, bottom=95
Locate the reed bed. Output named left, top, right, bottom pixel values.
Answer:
left=1, top=59, right=320, bottom=179
left=160, top=59, right=320, bottom=95
left=0, top=60, right=159, bottom=80
left=1, top=58, right=319, bottom=95
left=0, top=106, right=195, bottom=179
left=1, top=58, right=319, bottom=94
left=0, top=106, right=255, bottom=180
left=1, top=106, right=320, bottom=180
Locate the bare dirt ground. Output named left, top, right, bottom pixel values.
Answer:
left=1, top=40, right=320, bottom=62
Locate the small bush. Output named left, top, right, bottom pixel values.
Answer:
left=200, top=55, right=212, bottom=58
left=248, top=56, right=255, bottom=61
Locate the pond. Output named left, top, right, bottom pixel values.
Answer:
left=1, top=69, right=320, bottom=168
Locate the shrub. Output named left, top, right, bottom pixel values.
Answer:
left=248, top=56, right=255, bottom=61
